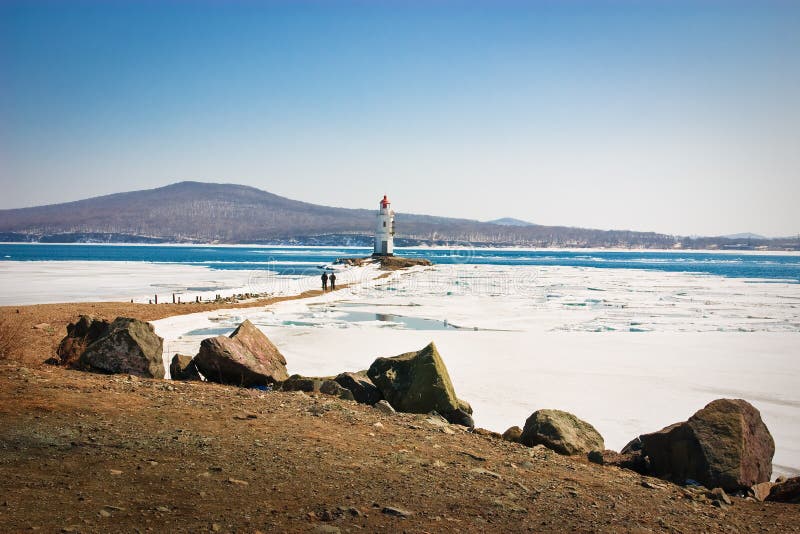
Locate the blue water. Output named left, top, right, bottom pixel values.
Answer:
left=0, top=244, right=798, bottom=282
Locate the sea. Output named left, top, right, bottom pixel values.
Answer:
left=0, top=243, right=798, bottom=282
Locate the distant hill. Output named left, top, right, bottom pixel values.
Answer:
left=0, top=181, right=796, bottom=250
left=486, top=217, right=535, bottom=227
left=723, top=233, right=768, bottom=240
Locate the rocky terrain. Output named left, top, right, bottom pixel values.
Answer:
left=1, top=289, right=799, bottom=532
left=2, top=363, right=800, bottom=533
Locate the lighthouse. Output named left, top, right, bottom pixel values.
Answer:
left=374, top=194, right=395, bottom=256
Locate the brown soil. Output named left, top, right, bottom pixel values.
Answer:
left=1, top=286, right=798, bottom=532
left=1, top=365, right=799, bottom=533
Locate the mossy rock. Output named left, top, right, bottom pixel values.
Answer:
left=79, top=317, right=164, bottom=378
left=367, top=342, right=461, bottom=422
left=520, top=409, right=604, bottom=455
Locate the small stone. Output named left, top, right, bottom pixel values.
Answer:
left=381, top=506, right=412, bottom=517
left=156, top=506, right=170, bottom=512
left=320, top=510, right=333, bottom=521
left=710, top=487, right=732, bottom=506
left=751, top=482, right=773, bottom=502
left=711, top=499, right=729, bottom=510
left=502, top=426, right=523, bottom=443
left=99, top=510, right=111, bottom=518
left=109, top=469, right=123, bottom=475
left=373, top=400, right=396, bottom=415
left=470, top=467, right=502, bottom=479
left=102, top=505, right=125, bottom=512
left=211, top=523, right=222, bottom=532
left=373, top=422, right=383, bottom=428
left=228, top=477, right=249, bottom=486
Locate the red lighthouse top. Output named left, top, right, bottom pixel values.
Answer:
left=380, top=195, right=390, bottom=208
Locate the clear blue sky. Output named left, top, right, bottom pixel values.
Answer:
left=1, top=0, right=798, bottom=236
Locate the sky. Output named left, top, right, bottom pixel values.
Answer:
left=1, top=1, right=799, bottom=237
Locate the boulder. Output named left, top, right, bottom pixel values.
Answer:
left=767, top=476, right=800, bottom=503
left=281, top=374, right=323, bottom=393
left=79, top=317, right=164, bottom=378
left=520, top=409, right=604, bottom=455
left=639, top=399, right=774, bottom=491
left=502, top=426, right=523, bottom=443
left=334, top=372, right=383, bottom=405
left=320, top=380, right=356, bottom=401
left=170, top=354, right=201, bottom=381
left=587, top=449, right=648, bottom=474
left=194, top=320, right=288, bottom=387
left=446, top=408, right=474, bottom=428
left=56, top=315, right=111, bottom=367
left=367, top=342, right=469, bottom=426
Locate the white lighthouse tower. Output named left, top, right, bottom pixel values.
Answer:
left=374, top=194, right=395, bottom=256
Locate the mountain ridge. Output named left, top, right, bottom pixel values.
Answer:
left=0, top=181, right=796, bottom=250
left=486, top=217, right=536, bottom=227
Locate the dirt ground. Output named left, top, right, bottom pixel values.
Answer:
left=1, top=290, right=799, bottom=532
left=2, top=365, right=800, bottom=533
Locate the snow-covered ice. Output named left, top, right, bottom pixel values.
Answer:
left=153, top=264, right=800, bottom=478
left=0, top=260, right=379, bottom=305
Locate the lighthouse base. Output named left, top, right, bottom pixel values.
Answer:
left=371, top=252, right=394, bottom=257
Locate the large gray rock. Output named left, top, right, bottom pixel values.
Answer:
left=639, top=398, right=774, bottom=491
left=334, top=372, right=382, bottom=405
left=320, top=380, right=356, bottom=401
left=56, top=315, right=111, bottom=367
left=367, top=342, right=469, bottom=426
left=170, top=354, right=201, bottom=381
left=194, top=320, right=288, bottom=387
left=281, top=374, right=323, bottom=393
left=79, top=317, right=164, bottom=378
left=520, top=409, right=604, bottom=455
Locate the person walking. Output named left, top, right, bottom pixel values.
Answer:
left=321, top=272, right=328, bottom=292
left=329, top=272, right=336, bottom=291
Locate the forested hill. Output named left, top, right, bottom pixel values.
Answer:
left=0, top=182, right=795, bottom=250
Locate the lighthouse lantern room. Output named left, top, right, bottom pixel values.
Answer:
left=374, top=194, right=395, bottom=256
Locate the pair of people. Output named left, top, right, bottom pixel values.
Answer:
left=321, top=271, right=336, bottom=291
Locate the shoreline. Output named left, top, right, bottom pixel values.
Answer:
left=4, top=260, right=799, bottom=476
left=0, top=279, right=370, bottom=367
left=2, top=241, right=799, bottom=255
